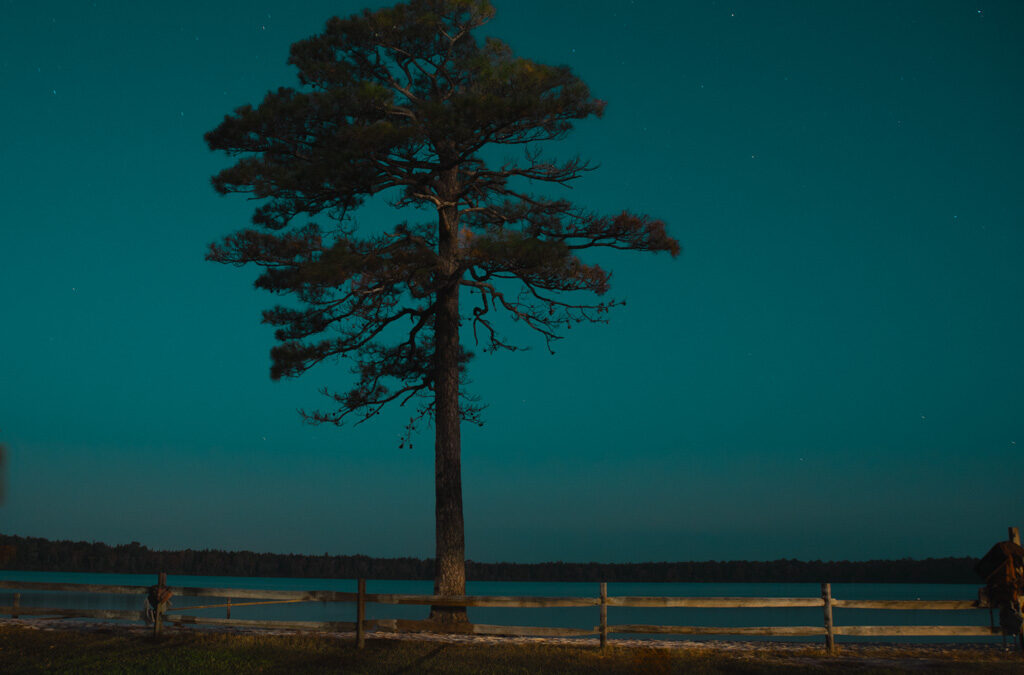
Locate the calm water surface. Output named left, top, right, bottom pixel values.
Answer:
left=0, top=571, right=999, bottom=644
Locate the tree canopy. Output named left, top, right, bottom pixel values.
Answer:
left=206, top=0, right=678, bottom=429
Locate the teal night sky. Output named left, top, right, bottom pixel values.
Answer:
left=2, top=1, right=1022, bottom=564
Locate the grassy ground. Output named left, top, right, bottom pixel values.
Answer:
left=1, top=624, right=1023, bottom=674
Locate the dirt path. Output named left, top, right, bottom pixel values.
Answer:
left=1, top=616, right=1015, bottom=658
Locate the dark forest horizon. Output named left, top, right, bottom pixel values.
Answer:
left=0, top=533, right=983, bottom=584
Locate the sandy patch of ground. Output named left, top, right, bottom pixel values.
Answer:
left=2, top=616, right=1016, bottom=658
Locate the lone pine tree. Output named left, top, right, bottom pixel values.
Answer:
left=205, top=0, right=678, bottom=623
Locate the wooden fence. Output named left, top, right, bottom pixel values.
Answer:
left=0, top=578, right=1004, bottom=653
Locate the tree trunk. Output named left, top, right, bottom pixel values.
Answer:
left=429, top=173, right=468, bottom=624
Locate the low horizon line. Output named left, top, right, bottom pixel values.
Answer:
left=0, top=532, right=980, bottom=566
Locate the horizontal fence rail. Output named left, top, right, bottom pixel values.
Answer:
left=0, top=581, right=150, bottom=595
left=606, top=596, right=824, bottom=608
left=0, top=578, right=1005, bottom=652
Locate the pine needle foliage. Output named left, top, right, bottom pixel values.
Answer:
left=205, top=0, right=677, bottom=428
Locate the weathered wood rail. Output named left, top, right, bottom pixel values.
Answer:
left=0, top=578, right=1002, bottom=652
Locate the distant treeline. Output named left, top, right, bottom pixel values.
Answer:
left=0, top=534, right=982, bottom=584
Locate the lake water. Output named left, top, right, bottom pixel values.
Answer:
left=0, top=571, right=1001, bottom=644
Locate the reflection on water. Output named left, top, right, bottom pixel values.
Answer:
left=0, top=571, right=998, bottom=644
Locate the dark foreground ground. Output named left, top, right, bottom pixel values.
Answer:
left=1, top=621, right=1022, bottom=674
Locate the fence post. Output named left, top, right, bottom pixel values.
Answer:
left=357, top=578, right=366, bottom=649
left=600, top=582, right=608, bottom=649
left=12, top=592, right=19, bottom=619
left=153, top=572, right=167, bottom=637
left=821, top=582, right=835, bottom=655
left=226, top=597, right=231, bottom=620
